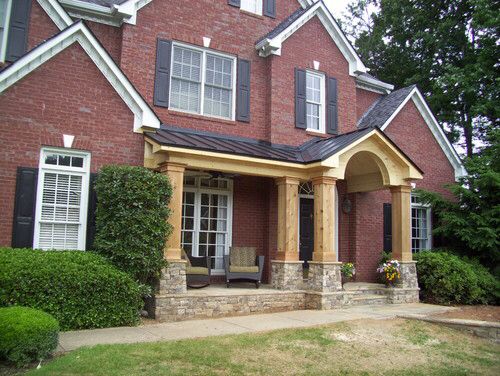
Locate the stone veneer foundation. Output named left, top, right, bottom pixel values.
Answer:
left=271, top=260, right=304, bottom=290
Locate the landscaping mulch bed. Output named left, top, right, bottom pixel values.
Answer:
left=429, top=305, right=500, bottom=322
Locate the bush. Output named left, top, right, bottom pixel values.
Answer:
left=94, top=166, right=172, bottom=287
left=0, top=307, right=59, bottom=366
left=0, top=248, right=143, bottom=330
left=414, top=251, right=499, bottom=305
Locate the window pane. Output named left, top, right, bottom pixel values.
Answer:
left=45, top=154, right=58, bottom=165
left=170, top=78, right=200, bottom=112
left=172, top=46, right=201, bottom=82
left=71, top=157, right=83, bottom=168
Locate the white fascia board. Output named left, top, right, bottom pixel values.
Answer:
left=0, top=19, right=160, bottom=132
left=297, top=0, right=313, bottom=8
left=356, top=74, right=394, bottom=93
left=256, top=1, right=367, bottom=76
left=114, top=0, right=153, bottom=25
left=380, top=87, right=466, bottom=180
left=37, top=0, right=73, bottom=29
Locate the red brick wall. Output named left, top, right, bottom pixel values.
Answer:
left=86, top=21, right=123, bottom=64
left=356, top=88, right=382, bottom=122
left=347, top=100, right=457, bottom=282
left=27, top=0, right=59, bottom=51
left=0, top=43, right=141, bottom=247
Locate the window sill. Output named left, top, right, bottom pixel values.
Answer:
left=168, top=109, right=237, bottom=126
left=239, top=9, right=265, bottom=19
left=306, top=130, right=330, bottom=138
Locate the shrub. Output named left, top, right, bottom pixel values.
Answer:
left=0, top=307, right=59, bottom=366
left=94, top=166, right=172, bottom=287
left=414, top=251, right=499, bottom=305
left=0, top=248, right=143, bottom=330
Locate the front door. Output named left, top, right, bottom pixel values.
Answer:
left=299, top=198, right=314, bottom=267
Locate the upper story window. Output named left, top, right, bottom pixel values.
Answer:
left=169, top=43, right=236, bottom=120
left=305, top=71, right=325, bottom=133
left=34, top=148, right=91, bottom=250
left=0, top=0, right=12, bottom=62
left=241, top=0, right=263, bottom=15
left=411, top=194, right=432, bottom=252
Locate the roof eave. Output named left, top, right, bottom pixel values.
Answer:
left=356, top=74, right=394, bottom=94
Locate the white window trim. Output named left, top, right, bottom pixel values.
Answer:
left=305, top=70, right=326, bottom=134
left=0, top=0, right=12, bottom=63
left=410, top=194, right=432, bottom=252
left=241, top=0, right=263, bottom=16
left=169, top=41, right=237, bottom=121
left=33, top=148, right=91, bottom=251
left=182, top=178, right=233, bottom=275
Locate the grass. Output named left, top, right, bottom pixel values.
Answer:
left=6, top=318, right=498, bottom=376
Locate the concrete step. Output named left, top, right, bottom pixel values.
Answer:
left=343, top=282, right=387, bottom=296
left=351, top=294, right=389, bottom=306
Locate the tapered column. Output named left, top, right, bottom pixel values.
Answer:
left=275, top=176, right=300, bottom=261
left=311, top=176, right=337, bottom=262
left=390, top=185, right=412, bottom=262
left=158, top=162, right=186, bottom=261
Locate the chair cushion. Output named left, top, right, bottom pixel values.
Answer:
left=230, top=247, right=256, bottom=267
left=181, top=249, right=192, bottom=267
left=229, top=265, right=259, bottom=273
left=186, top=266, right=209, bottom=275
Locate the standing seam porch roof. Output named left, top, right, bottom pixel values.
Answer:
left=145, top=125, right=423, bottom=174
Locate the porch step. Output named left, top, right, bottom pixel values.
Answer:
left=343, top=282, right=387, bottom=296
left=351, top=294, right=388, bottom=306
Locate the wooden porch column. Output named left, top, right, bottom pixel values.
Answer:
left=312, top=176, right=337, bottom=262
left=158, top=162, right=186, bottom=261
left=275, top=176, right=299, bottom=261
left=390, top=185, right=412, bottom=262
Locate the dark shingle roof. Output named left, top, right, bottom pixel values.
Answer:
left=145, top=125, right=375, bottom=164
left=358, top=85, right=416, bottom=129
left=257, top=5, right=310, bottom=44
left=59, top=0, right=127, bottom=7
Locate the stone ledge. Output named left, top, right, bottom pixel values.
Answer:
left=399, top=314, right=500, bottom=342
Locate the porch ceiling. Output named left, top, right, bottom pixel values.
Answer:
left=144, top=125, right=423, bottom=186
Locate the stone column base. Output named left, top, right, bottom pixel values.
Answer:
left=306, top=291, right=348, bottom=310
left=159, top=260, right=187, bottom=295
left=308, top=262, right=342, bottom=292
left=397, top=261, right=419, bottom=289
left=271, top=260, right=304, bottom=290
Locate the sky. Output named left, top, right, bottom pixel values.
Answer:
left=323, top=0, right=352, bottom=18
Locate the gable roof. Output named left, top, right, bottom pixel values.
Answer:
left=0, top=16, right=160, bottom=132
left=145, top=125, right=420, bottom=172
left=358, top=85, right=466, bottom=179
left=57, top=0, right=151, bottom=25
left=255, top=0, right=367, bottom=76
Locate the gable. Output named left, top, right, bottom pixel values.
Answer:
left=0, top=16, right=160, bottom=132
left=256, top=0, right=366, bottom=76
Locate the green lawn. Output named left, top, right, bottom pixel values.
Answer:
left=23, top=319, right=500, bottom=375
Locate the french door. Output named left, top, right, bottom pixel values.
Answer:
left=181, top=177, right=232, bottom=272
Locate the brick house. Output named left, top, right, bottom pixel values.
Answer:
left=0, top=0, right=465, bottom=320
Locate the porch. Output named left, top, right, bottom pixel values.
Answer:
left=144, top=126, right=423, bottom=321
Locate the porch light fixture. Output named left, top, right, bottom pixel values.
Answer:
left=342, top=197, right=352, bottom=214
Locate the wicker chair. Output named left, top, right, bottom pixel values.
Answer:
left=224, top=247, right=264, bottom=288
left=181, top=249, right=211, bottom=288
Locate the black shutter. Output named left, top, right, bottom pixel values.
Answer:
left=263, top=0, right=276, bottom=18
left=228, top=0, right=240, bottom=7
left=383, top=203, right=392, bottom=252
left=153, top=39, right=172, bottom=108
left=86, top=173, right=98, bottom=250
left=11, top=167, right=38, bottom=248
left=295, top=68, right=306, bottom=129
left=236, top=59, right=251, bottom=122
left=326, top=76, right=338, bottom=135
left=5, top=0, right=32, bottom=62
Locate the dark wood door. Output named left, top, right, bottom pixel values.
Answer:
left=299, top=198, right=314, bottom=267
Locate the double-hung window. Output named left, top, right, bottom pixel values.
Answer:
left=0, top=0, right=12, bottom=62
left=34, top=148, right=90, bottom=250
left=169, top=43, right=236, bottom=120
left=411, top=194, right=432, bottom=252
left=305, top=71, right=325, bottom=132
left=241, top=0, right=263, bottom=15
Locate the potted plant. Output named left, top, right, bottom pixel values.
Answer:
left=341, top=262, right=356, bottom=285
left=377, top=259, right=401, bottom=287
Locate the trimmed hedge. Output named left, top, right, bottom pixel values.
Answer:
left=94, top=165, right=172, bottom=287
left=414, top=251, right=499, bottom=305
left=0, top=248, right=143, bottom=330
left=0, top=306, right=59, bottom=366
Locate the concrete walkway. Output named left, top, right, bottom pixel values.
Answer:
left=57, top=303, right=454, bottom=352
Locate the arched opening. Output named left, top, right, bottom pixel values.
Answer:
left=344, top=151, right=390, bottom=193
